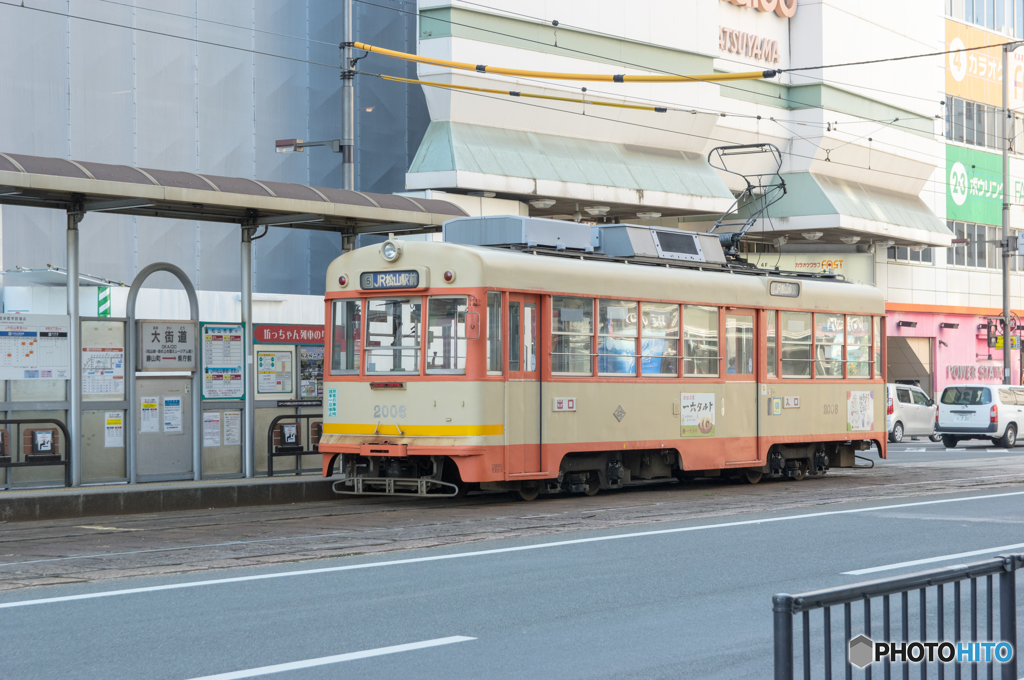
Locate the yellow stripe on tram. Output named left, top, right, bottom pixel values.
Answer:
left=322, top=423, right=504, bottom=437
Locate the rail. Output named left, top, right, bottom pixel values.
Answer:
left=266, top=413, right=323, bottom=477
left=0, top=418, right=72, bottom=488
left=773, top=553, right=1022, bottom=680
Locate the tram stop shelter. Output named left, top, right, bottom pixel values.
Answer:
left=0, top=151, right=466, bottom=486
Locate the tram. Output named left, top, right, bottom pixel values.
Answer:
left=319, top=216, right=886, bottom=500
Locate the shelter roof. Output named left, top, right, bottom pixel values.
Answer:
left=0, top=152, right=467, bottom=232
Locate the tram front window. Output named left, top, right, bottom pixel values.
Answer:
left=427, top=297, right=468, bottom=374
left=331, top=299, right=361, bottom=374
left=365, top=297, right=421, bottom=374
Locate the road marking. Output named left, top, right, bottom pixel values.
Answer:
left=843, top=542, right=1024, bottom=575
left=3, top=489, right=1024, bottom=610
left=186, top=636, right=475, bottom=679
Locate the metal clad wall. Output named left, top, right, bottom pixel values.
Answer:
left=0, top=0, right=427, bottom=297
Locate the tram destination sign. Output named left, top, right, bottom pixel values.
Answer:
left=360, top=270, right=419, bottom=290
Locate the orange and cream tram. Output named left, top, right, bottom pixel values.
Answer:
left=319, top=216, right=886, bottom=501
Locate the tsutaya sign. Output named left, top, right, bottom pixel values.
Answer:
left=719, top=28, right=782, bottom=64
left=721, top=0, right=798, bottom=18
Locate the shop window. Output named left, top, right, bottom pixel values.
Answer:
left=426, top=297, right=468, bottom=374
left=815, top=313, right=845, bottom=378
left=781, top=311, right=812, bottom=378
left=365, top=297, right=421, bottom=375
left=953, top=98, right=964, bottom=143
left=683, top=305, right=719, bottom=377
left=552, top=296, right=593, bottom=375
left=967, top=224, right=978, bottom=267
left=888, top=245, right=933, bottom=264
left=965, top=102, right=975, bottom=146
left=486, top=292, right=502, bottom=374
left=598, top=299, right=638, bottom=375
left=847, top=315, right=871, bottom=378
left=766, top=310, right=777, bottom=378
left=640, top=302, right=679, bottom=377
left=331, top=299, right=361, bottom=374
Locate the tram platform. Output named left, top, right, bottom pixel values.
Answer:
left=0, top=475, right=341, bottom=523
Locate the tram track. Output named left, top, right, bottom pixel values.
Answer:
left=2, top=456, right=1024, bottom=592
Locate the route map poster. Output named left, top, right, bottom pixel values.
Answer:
left=82, top=347, right=124, bottom=395
left=680, top=392, right=715, bottom=437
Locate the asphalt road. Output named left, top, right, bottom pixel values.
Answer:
left=2, top=479, right=1023, bottom=679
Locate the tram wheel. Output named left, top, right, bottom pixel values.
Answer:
left=744, top=469, right=763, bottom=485
left=509, top=483, right=540, bottom=502
left=788, top=462, right=807, bottom=482
left=583, top=472, right=600, bottom=496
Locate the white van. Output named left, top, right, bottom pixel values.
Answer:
left=886, top=383, right=939, bottom=443
left=935, top=384, right=1024, bottom=448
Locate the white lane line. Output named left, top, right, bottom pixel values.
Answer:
left=186, top=636, right=475, bottom=680
left=843, top=542, right=1024, bottom=575
left=3, top=489, right=1024, bottom=610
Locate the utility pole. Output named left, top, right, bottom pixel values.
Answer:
left=341, top=0, right=355, bottom=190
left=1003, top=43, right=1021, bottom=385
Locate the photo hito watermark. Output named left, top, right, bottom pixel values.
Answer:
left=849, top=635, right=1015, bottom=668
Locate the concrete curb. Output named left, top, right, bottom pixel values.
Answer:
left=0, top=478, right=339, bottom=523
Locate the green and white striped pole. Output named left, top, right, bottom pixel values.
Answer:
left=97, top=286, right=111, bottom=317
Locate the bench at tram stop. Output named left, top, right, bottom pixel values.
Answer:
left=267, top=413, right=323, bottom=477
left=772, top=553, right=1022, bottom=679
left=0, top=419, right=72, bottom=488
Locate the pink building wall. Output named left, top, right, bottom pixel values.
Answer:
left=886, top=311, right=1019, bottom=398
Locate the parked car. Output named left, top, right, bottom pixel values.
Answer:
left=936, top=384, right=1024, bottom=448
left=886, top=383, right=939, bottom=443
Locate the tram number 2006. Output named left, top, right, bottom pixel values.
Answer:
left=374, top=405, right=407, bottom=418
left=822, top=403, right=840, bottom=415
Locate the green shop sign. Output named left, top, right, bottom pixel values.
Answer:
left=946, top=145, right=1002, bottom=225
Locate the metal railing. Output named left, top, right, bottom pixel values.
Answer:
left=774, top=554, right=1022, bottom=680
left=0, top=418, right=73, bottom=488
left=266, top=413, right=322, bottom=477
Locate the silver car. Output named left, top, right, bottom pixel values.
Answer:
left=886, top=383, right=939, bottom=443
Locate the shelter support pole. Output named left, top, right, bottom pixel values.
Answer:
left=67, top=209, right=83, bottom=487
left=241, top=226, right=255, bottom=478
left=341, top=0, right=355, bottom=190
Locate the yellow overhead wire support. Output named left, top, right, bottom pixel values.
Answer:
left=353, top=41, right=779, bottom=83
left=376, top=73, right=673, bottom=112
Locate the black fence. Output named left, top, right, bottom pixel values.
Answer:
left=266, top=413, right=322, bottom=477
left=0, top=418, right=72, bottom=488
left=774, top=554, right=1022, bottom=680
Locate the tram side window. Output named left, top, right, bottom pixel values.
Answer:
left=486, top=292, right=502, bottom=374
left=641, top=302, right=679, bottom=377
left=683, top=305, right=719, bottom=377
left=426, top=297, right=468, bottom=374
left=780, top=311, right=812, bottom=378
left=815, top=313, right=844, bottom=378
left=766, top=310, right=777, bottom=378
left=598, top=299, right=637, bottom=375
left=365, top=297, right=421, bottom=375
left=873, top=316, right=883, bottom=379
left=331, top=299, right=361, bottom=374
left=552, top=296, right=594, bottom=375
left=846, top=315, right=871, bottom=377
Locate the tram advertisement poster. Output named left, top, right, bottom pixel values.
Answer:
left=680, top=392, right=715, bottom=437
left=846, top=390, right=874, bottom=432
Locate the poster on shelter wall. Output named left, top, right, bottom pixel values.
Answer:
left=847, top=391, right=874, bottom=432
left=203, top=412, right=222, bottom=448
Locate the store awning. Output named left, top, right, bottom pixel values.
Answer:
left=738, top=173, right=952, bottom=248
left=406, top=121, right=734, bottom=218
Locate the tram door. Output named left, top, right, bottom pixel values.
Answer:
left=723, top=309, right=759, bottom=463
left=507, top=294, right=541, bottom=474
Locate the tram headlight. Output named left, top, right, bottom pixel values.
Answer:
left=381, top=240, right=401, bottom=262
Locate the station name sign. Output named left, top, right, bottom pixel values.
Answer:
left=721, top=0, right=797, bottom=18
left=360, top=270, right=420, bottom=290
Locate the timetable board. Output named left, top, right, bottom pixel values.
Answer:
left=0, top=314, right=71, bottom=380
